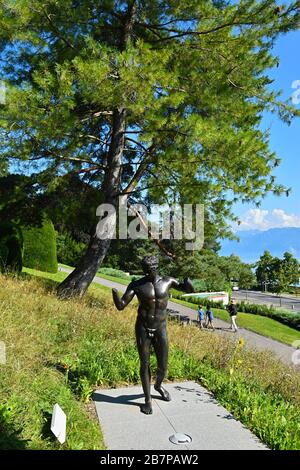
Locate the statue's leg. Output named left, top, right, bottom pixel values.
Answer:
left=152, top=324, right=171, bottom=401
left=135, top=320, right=152, bottom=414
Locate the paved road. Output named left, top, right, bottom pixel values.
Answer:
left=59, top=266, right=299, bottom=367
left=232, top=290, right=300, bottom=312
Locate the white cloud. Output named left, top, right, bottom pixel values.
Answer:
left=237, top=208, right=300, bottom=231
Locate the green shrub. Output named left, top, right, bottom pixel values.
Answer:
left=0, top=222, right=23, bottom=273
left=56, top=231, right=86, bottom=267
left=192, top=279, right=208, bottom=292
left=22, top=219, right=57, bottom=273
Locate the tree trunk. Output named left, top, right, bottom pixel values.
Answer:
left=57, top=4, right=137, bottom=298
left=57, top=237, right=112, bottom=298
left=57, top=108, right=126, bottom=298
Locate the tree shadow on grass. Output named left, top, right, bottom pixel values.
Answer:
left=19, top=271, right=59, bottom=293
left=20, top=272, right=107, bottom=308
left=0, top=416, right=28, bottom=450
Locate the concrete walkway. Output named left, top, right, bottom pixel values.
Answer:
left=94, top=381, right=267, bottom=450
left=59, top=267, right=299, bottom=367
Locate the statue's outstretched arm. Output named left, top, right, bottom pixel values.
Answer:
left=171, top=277, right=194, bottom=293
left=112, top=283, right=135, bottom=311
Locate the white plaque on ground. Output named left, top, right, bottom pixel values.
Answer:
left=51, top=403, right=66, bottom=444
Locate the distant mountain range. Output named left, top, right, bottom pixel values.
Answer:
left=220, top=227, right=300, bottom=263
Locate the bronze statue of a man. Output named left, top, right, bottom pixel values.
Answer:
left=112, top=255, right=194, bottom=415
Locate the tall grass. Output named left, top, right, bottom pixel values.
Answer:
left=0, top=275, right=103, bottom=450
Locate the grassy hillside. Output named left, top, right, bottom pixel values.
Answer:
left=0, top=274, right=103, bottom=450
left=0, top=272, right=300, bottom=449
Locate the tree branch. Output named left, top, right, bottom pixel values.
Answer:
left=71, top=165, right=105, bottom=175
left=128, top=203, right=176, bottom=259
left=125, top=136, right=149, bottom=153
left=121, top=144, right=156, bottom=196
left=43, top=10, right=76, bottom=50
left=149, top=19, right=278, bottom=44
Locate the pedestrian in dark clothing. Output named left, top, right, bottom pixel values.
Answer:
left=227, top=300, right=238, bottom=332
left=205, top=305, right=215, bottom=330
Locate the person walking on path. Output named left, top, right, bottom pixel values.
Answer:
left=197, top=305, right=205, bottom=329
left=227, top=300, right=238, bottom=332
left=205, top=305, right=215, bottom=330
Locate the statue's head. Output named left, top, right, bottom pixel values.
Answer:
left=141, top=255, right=159, bottom=275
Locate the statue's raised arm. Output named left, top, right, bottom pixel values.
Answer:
left=112, top=283, right=135, bottom=311
left=170, top=277, right=194, bottom=294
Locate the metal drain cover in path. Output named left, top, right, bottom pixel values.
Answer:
left=169, top=433, right=192, bottom=445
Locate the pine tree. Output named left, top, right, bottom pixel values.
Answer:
left=0, top=1, right=299, bottom=296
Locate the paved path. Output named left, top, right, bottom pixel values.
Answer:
left=59, top=267, right=299, bottom=367
left=94, top=381, right=267, bottom=450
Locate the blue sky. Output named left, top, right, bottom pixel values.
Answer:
left=234, top=29, right=300, bottom=231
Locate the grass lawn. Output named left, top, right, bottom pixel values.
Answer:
left=25, top=266, right=122, bottom=293
left=96, top=272, right=131, bottom=286
left=1, top=270, right=300, bottom=450
left=24, top=266, right=69, bottom=283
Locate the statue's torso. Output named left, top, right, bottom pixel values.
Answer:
left=133, top=276, right=172, bottom=329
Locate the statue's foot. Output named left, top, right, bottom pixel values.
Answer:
left=140, top=401, right=153, bottom=415
left=154, top=384, right=171, bottom=401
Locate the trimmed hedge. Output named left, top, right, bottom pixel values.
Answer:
left=22, top=219, right=58, bottom=273
left=0, top=222, right=23, bottom=273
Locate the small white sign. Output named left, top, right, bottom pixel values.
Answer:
left=51, top=403, right=66, bottom=444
